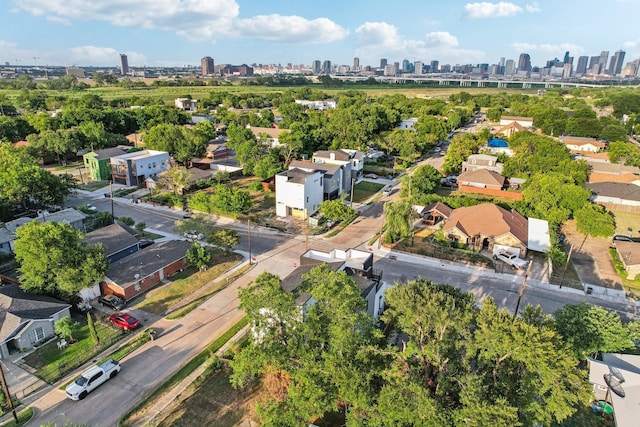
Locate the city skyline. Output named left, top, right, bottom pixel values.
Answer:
left=1, top=0, right=640, bottom=69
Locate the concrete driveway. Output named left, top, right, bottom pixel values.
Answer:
left=562, top=220, right=624, bottom=291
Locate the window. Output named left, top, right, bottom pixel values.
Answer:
left=134, top=282, right=141, bottom=291
left=320, top=176, right=323, bottom=186
left=30, top=326, right=45, bottom=344
left=306, top=197, right=309, bottom=203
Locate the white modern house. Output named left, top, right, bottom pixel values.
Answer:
left=275, top=167, right=324, bottom=218
left=312, top=149, right=365, bottom=181
left=174, top=98, right=197, bottom=111
left=398, top=118, right=418, bottom=130
left=110, top=150, right=170, bottom=186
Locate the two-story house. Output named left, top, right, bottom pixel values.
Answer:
left=275, top=167, right=324, bottom=218
left=461, top=154, right=504, bottom=174
left=110, top=150, right=170, bottom=186
left=312, top=149, right=365, bottom=183
left=174, top=98, right=197, bottom=111
left=82, top=146, right=131, bottom=181
left=289, top=160, right=343, bottom=201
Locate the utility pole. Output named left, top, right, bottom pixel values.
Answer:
left=247, top=219, right=252, bottom=265
left=513, top=259, right=533, bottom=320
left=350, top=177, right=355, bottom=206
left=109, top=181, right=114, bottom=219
left=377, top=202, right=386, bottom=249
left=0, top=362, right=18, bottom=423
left=559, top=244, right=573, bottom=289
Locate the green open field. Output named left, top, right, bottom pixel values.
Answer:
left=0, top=83, right=541, bottom=104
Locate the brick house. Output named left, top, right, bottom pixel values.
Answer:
left=101, top=240, right=191, bottom=301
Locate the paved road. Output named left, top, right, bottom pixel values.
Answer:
left=19, top=183, right=636, bottom=425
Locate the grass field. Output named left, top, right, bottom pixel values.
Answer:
left=0, top=83, right=541, bottom=104
left=611, top=209, right=640, bottom=238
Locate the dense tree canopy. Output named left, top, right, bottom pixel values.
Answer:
left=232, top=275, right=592, bottom=426
left=14, top=221, right=108, bottom=297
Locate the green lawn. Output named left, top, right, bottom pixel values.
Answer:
left=352, top=181, right=385, bottom=203
left=135, top=251, right=242, bottom=315
left=79, top=180, right=110, bottom=191
left=0, top=407, right=33, bottom=427
left=611, top=209, right=640, bottom=238
left=22, top=317, right=123, bottom=383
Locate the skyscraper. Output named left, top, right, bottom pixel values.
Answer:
left=505, top=59, right=515, bottom=75
left=576, top=56, right=589, bottom=75
left=430, top=60, right=439, bottom=72
left=608, top=50, right=626, bottom=76
left=119, top=54, right=129, bottom=76
left=402, top=59, right=409, bottom=72
left=353, top=57, right=360, bottom=71
left=322, top=60, right=332, bottom=75
left=414, top=61, right=423, bottom=74
left=518, top=53, right=531, bottom=72
left=201, top=56, right=214, bottom=75
left=598, top=50, right=610, bottom=74
left=563, top=51, right=570, bottom=64
left=380, top=58, right=388, bottom=69
left=312, top=60, right=321, bottom=74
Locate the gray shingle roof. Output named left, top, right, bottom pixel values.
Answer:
left=84, top=223, right=139, bottom=256
left=4, top=209, right=87, bottom=233
left=105, top=240, right=191, bottom=289
left=586, top=182, right=640, bottom=202
left=0, top=284, right=71, bottom=342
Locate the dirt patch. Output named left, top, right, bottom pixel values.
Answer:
left=153, top=365, right=262, bottom=427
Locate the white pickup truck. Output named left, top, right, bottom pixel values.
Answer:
left=493, top=250, right=528, bottom=269
left=65, top=359, right=121, bottom=401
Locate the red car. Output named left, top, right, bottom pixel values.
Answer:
left=108, top=313, right=141, bottom=331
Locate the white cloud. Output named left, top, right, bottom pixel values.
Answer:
left=512, top=42, right=584, bottom=55
left=0, top=40, right=147, bottom=66
left=355, top=23, right=485, bottom=65
left=233, top=15, right=348, bottom=44
left=464, top=2, right=523, bottom=18
left=11, top=0, right=347, bottom=45
left=525, top=2, right=541, bottom=12
left=46, top=15, right=70, bottom=25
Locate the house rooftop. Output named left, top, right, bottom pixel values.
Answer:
left=0, top=227, right=13, bottom=244
left=313, top=149, right=354, bottom=162
left=111, top=150, right=168, bottom=161
left=278, top=168, right=319, bottom=184
left=248, top=127, right=288, bottom=139
left=615, top=241, right=640, bottom=267
left=84, top=146, right=131, bottom=161
left=458, top=169, right=506, bottom=187
left=105, top=240, right=191, bottom=289
left=586, top=182, right=640, bottom=202
left=4, top=208, right=87, bottom=234
left=443, top=203, right=528, bottom=245
left=0, top=284, right=71, bottom=342
left=83, top=223, right=138, bottom=256
left=289, top=160, right=341, bottom=176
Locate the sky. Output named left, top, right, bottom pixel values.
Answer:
left=1, top=0, right=640, bottom=69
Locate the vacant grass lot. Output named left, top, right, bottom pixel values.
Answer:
left=135, top=251, right=242, bottom=315
left=153, top=365, right=261, bottom=427
left=611, top=209, right=640, bottom=238
left=352, top=181, right=385, bottom=203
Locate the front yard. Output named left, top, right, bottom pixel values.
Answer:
left=21, top=315, right=124, bottom=384
left=352, top=181, right=385, bottom=203
left=135, top=250, right=243, bottom=315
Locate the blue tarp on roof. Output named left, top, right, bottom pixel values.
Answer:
left=488, top=138, right=508, bottom=147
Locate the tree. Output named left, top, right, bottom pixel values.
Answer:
left=383, top=200, right=414, bottom=243
left=574, top=203, right=616, bottom=250
left=206, top=228, right=240, bottom=253
left=554, top=302, right=634, bottom=358
left=442, top=133, right=480, bottom=174
left=135, top=222, right=146, bottom=236
left=319, top=199, right=357, bottom=222
left=402, top=165, right=442, bottom=203
left=54, top=316, right=80, bottom=342
left=186, top=243, right=212, bottom=271
left=87, top=312, right=99, bottom=346
left=117, top=216, right=135, bottom=226
left=14, top=222, right=108, bottom=297
left=91, top=212, right=114, bottom=229
left=159, top=166, right=194, bottom=195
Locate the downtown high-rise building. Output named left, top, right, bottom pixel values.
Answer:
left=518, top=53, right=531, bottom=72
left=119, top=54, right=129, bottom=75
left=321, top=60, right=332, bottom=75
left=430, top=60, right=439, bottom=72
left=380, top=58, right=388, bottom=69
left=402, top=59, right=410, bottom=72
left=353, top=57, right=360, bottom=71
left=414, top=61, right=423, bottom=74
left=312, top=60, right=321, bottom=74
left=505, top=59, right=515, bottom=75
left=201, top=56, right=214, bottom=75
left=608, top=50, right=626, bottom=76
left=576, top=56, right=589, bottom=75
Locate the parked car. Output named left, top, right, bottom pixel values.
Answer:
left=183, top=211, right=193, bottom=219
left=612, top=234, right=633, bottom=242
left=364, top=173, right=378, bottom=179
left=138, top=239, right=154, bottom=249
left=493, top=250, right=528, bottom=269
left=382, top=186, right=393, bottom=196
left=65, top=359, right=120, bottom=401
left=108, top=312, right=141, bottom=331
left=184, top=231, right=204, bottom=240
left=98, top=294, right=125, bottom=310
left=434, top=147, right=442, bottom=152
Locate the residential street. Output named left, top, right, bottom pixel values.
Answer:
left=13, top=184, right=638, bottom=426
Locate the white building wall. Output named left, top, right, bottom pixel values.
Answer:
left=133, top=153, right=170, bottom=178
left=275, top=171, right=323, bottom=217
